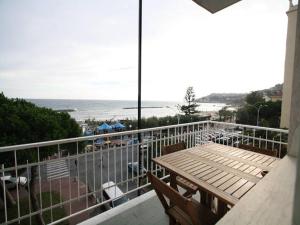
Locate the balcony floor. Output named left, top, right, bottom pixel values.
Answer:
left=80, top=186, right=203, bottom=225
left=79, top=190, right=169, bottom=225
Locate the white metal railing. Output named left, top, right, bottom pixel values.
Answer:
left=0, top=121, right=288, bottom=225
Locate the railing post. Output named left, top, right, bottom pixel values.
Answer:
left=2, top=164, right=8, bottom=223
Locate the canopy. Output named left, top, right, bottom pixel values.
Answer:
left=112, top=122, right=126, bottom=130
left=97, top=123, right=112, bottom=131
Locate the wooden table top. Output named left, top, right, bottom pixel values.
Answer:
left=153, top=143, right=280, bottom=206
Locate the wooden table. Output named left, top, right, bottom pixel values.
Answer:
left=153, top=143, right=279, bottom=215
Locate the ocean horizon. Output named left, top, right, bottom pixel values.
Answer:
left=27, top=99, right=226, bottom=122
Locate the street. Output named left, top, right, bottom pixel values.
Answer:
left=39, top=144, right=149, bottom=207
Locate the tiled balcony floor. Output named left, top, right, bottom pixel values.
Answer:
left=79, top=190, right=169, bottom=225
left=80, top=186, right=202, bottom=225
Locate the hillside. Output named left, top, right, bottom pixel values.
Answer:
left=196, top=83, right=282, bottom=105
left=196, top=93, right=246, bottom=105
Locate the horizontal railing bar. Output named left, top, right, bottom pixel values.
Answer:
left=210, top=121, right=289, bottom=133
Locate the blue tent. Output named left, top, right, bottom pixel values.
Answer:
left=112, top=122, right=126, bottom=130
left=97, top=123, right=112, bottom=131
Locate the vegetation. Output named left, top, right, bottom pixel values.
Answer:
left=0, top=93, right=81, bottom=165
left=0, top=93, right=81, bottom=147
left=0, top=191, right=68, bottom=225
left=218, top=107, right=235, bottom=122
left=179, top=87, right=199, bottom=115
left=245, top=91, right=264, bottom=105
left=236, top=91, right=282, bottom=128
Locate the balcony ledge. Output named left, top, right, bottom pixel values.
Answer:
left=216, top=155, right=297, bottom=225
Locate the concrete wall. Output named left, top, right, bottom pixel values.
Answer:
left=281, top=6, right=298, bottom=129
left=290, top=3, right=300, bottom=225
left=288, top=2, right=300, bottom=158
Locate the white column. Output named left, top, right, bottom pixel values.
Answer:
left=281, top=5, right=298, bottom=128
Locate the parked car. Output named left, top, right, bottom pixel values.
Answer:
left=102, top=181, right=128, bottom=208
left=128, top=162, right=147, bottom=175
left=0, top=174, right=27, bottom=189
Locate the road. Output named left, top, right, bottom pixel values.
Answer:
left=40, top=145, right=149, bottom=204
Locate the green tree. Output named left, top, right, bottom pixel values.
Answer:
left=218, top=107, right=234, bottom=122
left=0, top=93, right=81, bottom=224
left=236, top=92, right=281, bottom=128
left=245, top=91, right=264, bottom=105
left=179, top=87, right=199, bottom=115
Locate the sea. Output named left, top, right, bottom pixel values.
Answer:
left=27, top=99, right=227, bottom=122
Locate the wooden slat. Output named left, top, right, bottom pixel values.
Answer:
left=185, top=163, right=208, bottom=173
left=191, top=165, right=212, bottom=176
left=177, top=160, right=198, bottom=169
left=250, top=168, right=262, bottom=176
left=232, top=162, right=244, bottom=169
left=241, top=152, right=256, bottom=159
left=218, top=176, right=241, bottom=190
left=227, top=161, right=240, bottom=168
left=172, top=159, right=195, bottom=167
left=170, top=156, right=193, bottom=164
left=184, top=152, right=260, bottom=183
left=212, top=173, right=235, bottom=187
left=232, top=181, right=255, bottom=199
left=244, top=165, right=256, bottom=174
left=202, top=169, right=223, bottom=181
left=198, top=147, right=277, bottom=170
left=263, top=157, right=276, bottom=166
left=181, top=162, right=203, bottom=171
left=207, top=171, right=228, bottom=184
left=238, top=164, right=250, bottom=171
left=225, top=178, right=248, bottom=194
left=196, top=168, right=218, bottom=179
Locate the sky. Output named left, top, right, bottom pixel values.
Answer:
left=0, top=0, right=289, bottom=101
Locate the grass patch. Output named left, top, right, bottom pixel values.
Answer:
left=0, top=191, right=69, bottom=225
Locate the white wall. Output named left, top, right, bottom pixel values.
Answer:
left=281, top=6, right=297, bottom=128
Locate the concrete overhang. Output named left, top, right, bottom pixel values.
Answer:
left=192, top=0, right=241, bottom=13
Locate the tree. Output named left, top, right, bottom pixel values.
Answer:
left=179, top=87, right=199, bottom=115
left=0, top=93, right=81, bottom=224
left=236, top=92, right=281, bottom=128
left=245, top=91, right=264, bottom=105
left=218, top=107, right=234, bottom=122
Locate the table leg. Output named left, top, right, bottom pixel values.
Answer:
left=217, top=200, right=228, bottom=218
left=200, top=190, right=207, bottom=205
left=200, top=191, right=213, bottom=210
left=170, top=173, right=178, bottom=191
